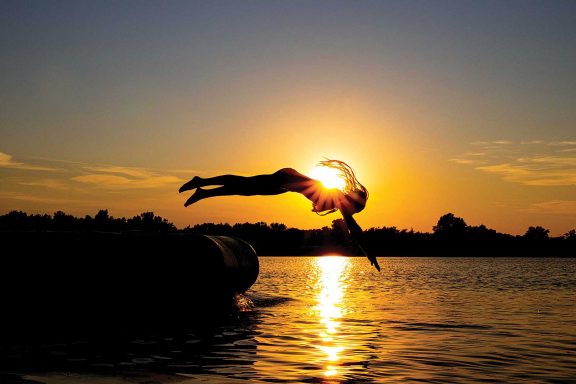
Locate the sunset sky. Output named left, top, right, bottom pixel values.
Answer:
left=1, top=1, right=575, bottom=235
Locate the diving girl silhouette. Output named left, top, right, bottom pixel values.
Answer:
left=179, top=159, right=380, bottom=271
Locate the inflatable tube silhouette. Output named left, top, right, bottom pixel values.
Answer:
left=1, top=232, right=259, bottom=339
left=205, top=235, right=259, bottom=294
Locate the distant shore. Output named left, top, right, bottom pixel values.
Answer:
left=1, top=210, right=574, bottom=257
left=0, top=230, right=573, bottom=257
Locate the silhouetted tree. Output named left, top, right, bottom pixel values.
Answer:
left=94, top=209, right=109, bottom=221
left=0, top=211, right=26, bottom=231
left=524, top=226, right=550, bottom=240
left=127, top=212, right=176, bottom=233
left=92, top=209, right=110, bottom=231
left=29, top=213, right=52, bottom=231
left=467, top=224, right=502, bottom=241
left=270, top=223, right=287, bottom=232
left=52, top=211, right=76, bottom=231
left=563, top=229, right=576, bottom=241
left=433, top=213, right=467, bottom=237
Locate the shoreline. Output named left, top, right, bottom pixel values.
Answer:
left=1, top=231, right=573, bottom=257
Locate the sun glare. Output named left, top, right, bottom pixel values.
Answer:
left=310, top=166, right=346, bottom=191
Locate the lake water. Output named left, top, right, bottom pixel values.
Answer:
left=7, top=257, right=576, bottom=383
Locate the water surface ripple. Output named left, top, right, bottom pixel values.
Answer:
left=2, top=257, right=575, bottom=383
left=246, top=257, right=575, bottom=383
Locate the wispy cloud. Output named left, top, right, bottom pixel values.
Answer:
left=73, top=166, right=183, bottom=189
left=451, top=140, right=576, bottom=186
left=0, top=152, right=59, bottom=172
left=450, top=158, right=484, bottom=165
left=83, top=166, right=154, bottom=179
left=72, top=174, right=132, bottom=186
left=1, top=155, right=189, bottom=219
left=0, top=191, right=78, bottom=204
left=549, top=141, right=576, bottom=146
left=525, top=200, right=576, bottom=215
left=19, top=179, right=70, bottom=190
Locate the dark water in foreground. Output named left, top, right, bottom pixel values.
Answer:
left=3, top=257, right=575, bottom=383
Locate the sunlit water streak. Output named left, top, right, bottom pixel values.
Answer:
left=314, top=256, right=348, bottom=380
left=2, top=257, right=575, bottom=383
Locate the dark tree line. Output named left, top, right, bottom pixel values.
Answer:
left=362, top=213, right=574, bottom=256
left=0, top=210, right=574, bottom=256
left=0, top=210, right=175, bottom=233
left=182, top=219, right=354, bottom=255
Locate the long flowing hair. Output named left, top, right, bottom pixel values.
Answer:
left=314, top=159, right=369, bottom=215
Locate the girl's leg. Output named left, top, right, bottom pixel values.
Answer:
left=183, top=173, right=288, bottom=206
left=197, top=175, right=249, bottom=187
left=181, top=168, right=320, bottom=206
left=184, top=184, right=287, bottom=206
left=179, top=175, right=247, bottom=193
left=180, top=169, right=314, bottom=192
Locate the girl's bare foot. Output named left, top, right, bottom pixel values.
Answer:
left=179, top=176, right=202, bottom=193
left=184, top=188, right=206, bottom=207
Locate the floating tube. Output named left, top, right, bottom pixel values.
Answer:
left=205, top=235, right=260, bottom=294
left=0, top=232, right=259, bottom=339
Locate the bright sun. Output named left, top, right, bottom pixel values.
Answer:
left=310, top=166, right=346, bottom=190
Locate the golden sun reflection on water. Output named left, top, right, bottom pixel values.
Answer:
left=315, top=256, right=349, bottom=380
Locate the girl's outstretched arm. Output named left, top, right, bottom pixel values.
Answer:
left=342, top=214, right=381, bottom=272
